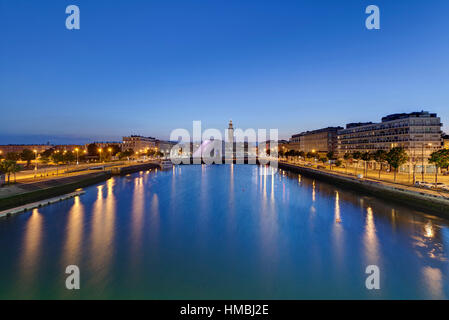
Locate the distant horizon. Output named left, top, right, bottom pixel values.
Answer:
left=1, top=108, right=447, bottom=146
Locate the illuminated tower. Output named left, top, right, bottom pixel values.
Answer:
left=228, top=120, right=234, bottom=145
left=225, top=120, right=234, bottom=161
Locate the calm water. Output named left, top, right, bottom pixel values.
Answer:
left=1, top=164, right=449, bottom=299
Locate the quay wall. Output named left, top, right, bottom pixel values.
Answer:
left=0, top=172, right=110, bottom=211
left=278, top=162, right=449, bottom=216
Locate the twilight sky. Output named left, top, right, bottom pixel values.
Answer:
left=1, top=0, right=448, bottom=144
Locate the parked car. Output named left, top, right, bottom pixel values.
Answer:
left=431, top=183, right=449, bottom=191
left=414, top=181, right=433, bottom=189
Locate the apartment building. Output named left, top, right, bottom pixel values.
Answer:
left=122, top=135, right=156, bottom=152
left=289, top=127, right=342, bottom=154
left=338, top=111, right=443, bottom=172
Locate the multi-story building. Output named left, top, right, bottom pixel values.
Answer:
left=156, top=140, right=176, bottom=156
left=122, top=135, right=156, bottom=153
left=288, top=134, right=302, bottom=151
left=0, top=144, right=52, bottom=155
left=290, top=127, right=342, bottom=154
left=54, top=145, right=85, bottom=152
left=338, top=111, right=443, bottom=172
left=443, top=134, right=449, bottom=149
left=84, top=141, right=122, bottom=152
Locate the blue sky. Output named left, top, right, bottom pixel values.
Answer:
left=1, top=0, right=448, bottom=144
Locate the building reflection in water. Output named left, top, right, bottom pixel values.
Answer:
left=424, top=222, right=434, bottom=238
left=259, top=167, right=279, bottom=271
left=89, top=179, right=116, bottom=287
left=363, top=207, right=380, bottom=265
left=312, top=180, right=316, bottom=202
left=62, top=196, right=84, bottom=266
left=332, top=191, right=344, bottom=268
left=20, top=209, right=43, bottom=288
left=422, top=266, right=444, bottom=299
left=131, top=176, right=145, bottom=260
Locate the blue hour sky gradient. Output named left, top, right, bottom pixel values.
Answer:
left=1, top=0, right=448, bottom=144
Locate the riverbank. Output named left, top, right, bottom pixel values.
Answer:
left=279, top=161, right=449, bottom=216
left=0, top=190, right=85, bottom=218
left=0, top=172, right=110, bottom=211
left=0, top=162, right=161, bottom=212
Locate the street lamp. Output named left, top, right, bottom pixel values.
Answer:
left=33, top=149, right=38, bottom=171
left=108, top=147, right=112, bottom=161
left=75, top=148, right=79, bottom=165
left=421, top=143, right=432, bottom=182
left=98, top=148, right=103, bottom=163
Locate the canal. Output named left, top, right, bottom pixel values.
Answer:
left=1, top=164, right=449, bottom=299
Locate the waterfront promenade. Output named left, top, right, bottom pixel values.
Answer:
left=0, top=160, right=161, bottom=211
left=279, top=159, right=449, bottom=215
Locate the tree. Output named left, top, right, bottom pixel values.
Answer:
left=343, top=153, right=353, bottom=174
left=41, top=148, right=55, bottom=158
left=335, top=159, right=343, bottom=167
left=20, top=149, right=35, bottom=167
left=118, top=149, right=134, bottom=160
left=373, top=150, right=388, bottom=179
left=0, top=160, right=21, bottom=184
left=51, top=152, right=64, bottom=164
left=87, top=143, right=99, bottom=156
left=5, top=152, right=20, bottom=161
left=320, top=156, right=328, bottom=165
left=146, top=149, right=156, bottom=158
left=352, top=151, right=362, bottom=175
left=428, top=149, right=449, bottom=186
left=361, top=152, right=373, bottom=177
left=66, top=152, right=76, bottom=163
left=327, top=151, right=335, bottom=170
left=386, top=147, right=409, bottom=182
left=10, top=162, right=22, bottom=182
left=108, top=144, right=121, bottom=156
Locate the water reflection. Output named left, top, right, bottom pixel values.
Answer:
left=3, top=165, right=449, bottom=299
left=332, top=192, right=344, bottom=268
left=62, top=196, right=84, bottom=266
left=89, top=179, right=116, bottom=287
left=422, top=266, right=444, bottom=299
left=20, top=209, right=43, bottom=287
left=363, top=207, right=380, bottom=265
left=131, top=176, right=145, bottom=258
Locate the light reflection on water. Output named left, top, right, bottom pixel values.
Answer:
left=1, top=165, right=449, bottom=299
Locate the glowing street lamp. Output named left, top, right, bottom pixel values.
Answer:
left=75, top=148, right=79, bottom=165
left=98, top=148, right=103, bottom=163
left=33, top=149, right=38, bottom=171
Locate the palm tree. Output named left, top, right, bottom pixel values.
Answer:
left=10, top=162, right=22, bottom=183
left=0, top=160, right=18, bottom=184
